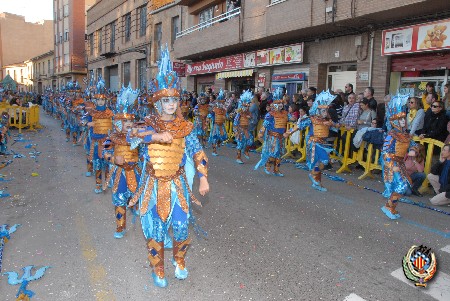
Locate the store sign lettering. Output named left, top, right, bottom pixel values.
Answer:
left=186, top=55, right=243, bottom=75
left=272, top=73, right=305, bottom=82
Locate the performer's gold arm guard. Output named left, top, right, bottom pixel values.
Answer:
left=193, top=150, right=208, bottom=178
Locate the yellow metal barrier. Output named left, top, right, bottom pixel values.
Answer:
left=357, top=142, right=382, bottom=180
left=413, top=137, right=444, bottom=193
left=2, top=105, right=42, bottom=133
left=333, top=127, right=357, bottom=174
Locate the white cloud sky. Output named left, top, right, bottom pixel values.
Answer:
left=0, top=0, right=53, bottom=22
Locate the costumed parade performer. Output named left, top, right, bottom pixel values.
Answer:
left=180, top=89, right=192, bottom=120
left=127, top=46, right=209, bottom=288
left=86, top=76, right=114, bottom=193
left=207, top=89, right=227, bottom=156
left=233, top=90, right=253, bottom=164
left=254, top=88, right=288, bottom=176
left=285, top=90, right=336, bottom=191
left=103, top=85, right=140, bottom=239
left=381, top=93, right=415, bottom=219
left=193, top=93, right=209, bottom=147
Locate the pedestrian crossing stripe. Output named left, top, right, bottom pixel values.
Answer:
left=391, top=268, right=450, bottom=301
left=343, top=293, right=366, bottom=301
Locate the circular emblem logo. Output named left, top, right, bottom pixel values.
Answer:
left=402, top=245, right=437, bottom=287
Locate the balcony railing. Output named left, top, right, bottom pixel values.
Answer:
left=176, top=7, right=240, bottom=39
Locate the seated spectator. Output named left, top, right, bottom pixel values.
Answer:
left=419, top=100, right=448, bottom=142
left=353, top=118, right=381, bottom=149
left=405, top=144, right=426, bottom=197
left=427, top=144, right=450, bottom=205
left=339, top=93, right=360, bottom=130
left=422, top=82, right=440, bottom=111
left=288, top=104, right=299, bottom=122
left=357, top=93, right=364, bottom=103
left=444, top=121, right=450, bottom=144
left=407, top=96, right=425, bottom=136
left=357, top=98, right=376, bottom=131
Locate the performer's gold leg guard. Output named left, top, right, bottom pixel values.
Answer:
left=173, top=238, right=191, bottom=279
left=273, top=158, right=284, bottom=177
left=212, top=144, right=217, bottom=156
left=115, top=206, right=126, bottom=233
left=72, top=132, right=77, bottom=145
left=65, top=128, right=70, bottom=140
left=386, top=192, right=400, bottom=215
left=244, top=146, right=250, bottom=159
left=236, top=150, right=243, bottom=164
left=147, top=240, right=167, bottom=287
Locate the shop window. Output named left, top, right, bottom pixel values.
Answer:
left=139, top=5, right=147, bottom=37
left=137, top=59, right=147, bottom=90
left=198, top=7, right=213, bottom=28
left=154, top=23, right=162, bottom=60
left=89, top=34, right=94, bottom=55
left=171, top=16, right=179, bottom=47
left=123, top=62, right=130, bottom=86
left=124, top=13, right=132, bottom=42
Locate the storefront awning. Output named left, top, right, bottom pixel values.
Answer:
left=216, top=69, right=254, bottom=79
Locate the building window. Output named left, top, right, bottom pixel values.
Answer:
left=48, top=60, right=51, bottom=74
left=171, top=16, right=179, bottom=46
left=59, top=34, right=62, bottom=44
left=137, top=59, right=147, bottom=90
left=198, top=7, right=213, bottom=28
left=97, top=29, right=102, bottom=53
left=63, top=4, right=69, bottom=17
left=139, top=6, right=147, bottom=37
left=154, top=23, right=162, bottom=60
left=64, top=54, right=70, bottom=66
left=89, top=34, right=94, bottom=55
left=124, top=13, right=131, bottom=42
left=64, top=31, right=69, bottom=41
left=55, top=34, right=57, bottom=45
left=110, top=21, right=116, bottom=51
left=123, top=62, right=130, bottom=86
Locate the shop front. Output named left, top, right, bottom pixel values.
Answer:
left=216, top=69, right=255, bottom=93
left=382, top=18, right=450, bottom=97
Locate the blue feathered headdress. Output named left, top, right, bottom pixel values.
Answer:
left=150, top=45, right=180, bottom=102
left=238, top=89, right=253, bottom=109
left=309, top=90, right=336, bottom=116
left=386, top=93, right=409, bottom=131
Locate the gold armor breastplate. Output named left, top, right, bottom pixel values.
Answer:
left=114, top=144, right=138, bottom=164
left=147, top=138, right=185, bottom=178
left=93, top=118, right=112, bottom=134
left=214, top=108, right=226, bottom=125
left=395, top=140, right=409, bottom=158
left=240, top=113, right=251, bottom=127
left=312, top=117, right=330, bottom=138
left=274, top=115, right=288, bottom=129
left=199, top=105, right=209, bottom=117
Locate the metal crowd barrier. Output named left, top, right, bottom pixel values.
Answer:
left=2, top=105, right=42, bottom=133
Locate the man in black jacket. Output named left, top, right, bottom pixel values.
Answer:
left=428, top=144, right=450, bottom=205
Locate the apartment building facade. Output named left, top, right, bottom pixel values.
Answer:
left=30, top=51, right=55, bottom=94
left=173, top=0, right=450, bottom=99
left=0, top=13, right=53, bottom=80
left=86, top=0, right=150, bottom=92
left=53, top=0, right=96, bottom=91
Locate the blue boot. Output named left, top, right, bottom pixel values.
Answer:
left=114, top=230, right=126, bottom=239
left=94, top=186, right=103, bottom=194
left=152, top=272, right=168, bottom=288
left=381, top=206, right=401, bottom=219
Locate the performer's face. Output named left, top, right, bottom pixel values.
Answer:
left=399, top=117, right=406, bottom=127
left=97, top=98, right=106, bottom=107
left=123, top=120, right=133, bottom=131
left=161, top=97, right=178, bottom=115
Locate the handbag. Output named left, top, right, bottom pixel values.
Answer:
left=290, top=131, right=300, bottom=145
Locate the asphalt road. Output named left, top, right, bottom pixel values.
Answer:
left=1, top=112, right=450, bottom=301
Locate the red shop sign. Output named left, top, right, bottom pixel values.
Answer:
left=186, top=54, right=244, bottom=75
left=272, top=73, right=305, bottom=82
left=172, top=62, right=186, bottom=77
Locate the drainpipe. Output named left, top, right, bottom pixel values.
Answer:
left=368, top=30, right=375, bottom=87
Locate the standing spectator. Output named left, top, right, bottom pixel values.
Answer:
left=357, top=98, right=376, bottom=130
left=420, top=100, right=448, bottom=142
left=376, top=94, right=390, bottom=129
left=249, top=95, right=260, bottom=134
left=421, top=82, right=440, bottom=111
left=443, top=83, right=449, bottom=118
left=339, top=93, right=360, bottom=130
left=300, top=89, right=308, bottom=102
left=259, top=92, right=269, bottom=118
left=357, top=93, right=364, bottom=103
left=329, top=94, right=344, bottom=121
left=363, top=86, right=377, bottom=111
left=424, top=92, right=438, bottom=114
left=427, top=144, right=450, bottom=205
left=307, top=87, right=317, bottom=101
left=344, top=83, right=354, bottom=98
left=405, top=145, right=426, bottom=197
left=407, top=96, right=425, bottom=136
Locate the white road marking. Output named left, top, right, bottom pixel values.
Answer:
left=391, top=268, right=450, bottom=301
left=343, top=293, right=366, bottom=301
left=440, top=245, right=450, bottom=254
